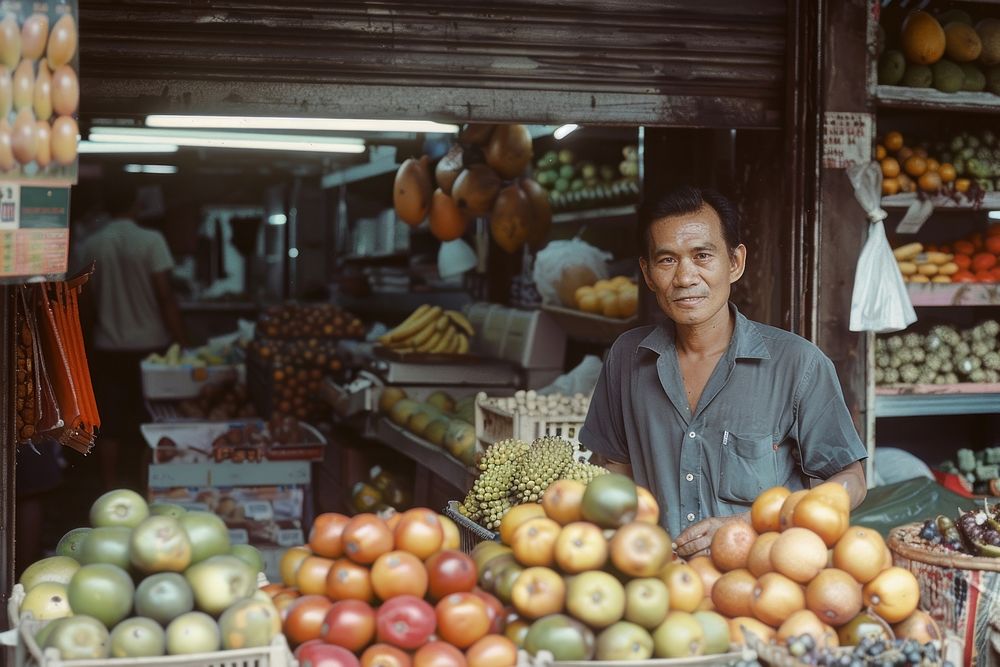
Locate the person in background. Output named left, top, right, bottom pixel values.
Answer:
left=579, top=185, right=867, bottom=557
left=77, top=179, right=189, bottom=491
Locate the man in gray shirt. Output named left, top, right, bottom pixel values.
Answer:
left=579, top=186, right=867, bottom=558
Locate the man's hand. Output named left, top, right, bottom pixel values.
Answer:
left=674, top=513, right=749, bottom=559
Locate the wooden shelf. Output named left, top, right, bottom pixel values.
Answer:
left=374, top=417, right=474, bottom=492
left=908, top=282, right=1000, bottom=307
left=875, top=86, right=1000, bottom=113
left=882, top=192, right=1000, bottom=210
left=875, top=383, right=1000, bottom=417
left=551, top=204, right=636, bottom=225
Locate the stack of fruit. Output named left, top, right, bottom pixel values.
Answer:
left=248, top=337, right=346, bottom=422
left=533, top=145, right=641, bottom=212
left=875, top=321, right=1000, bottom=386
left=378, top=387, right=479, bottom=467
left=16, top=490, right=275, bottom=659
left=475, top=473, right=739, bottom=661
left=570, top=274, right=640, bottom=319
left=350, top=466, right=412, bottom=514
left=877, top=9, right=999, bottom=95
left=895, top=234, right=1000, bottom=284
left=265, top=508, right=520, bottom=667
left=256, top=303, right=365, bottom=340
left=457, top=437, right=609, bottom=531
left=377, top=304, right=475, bottom=355
left=878, top=130, right=1000, bottom=197
left=694, top=483, right=936, bottom=653
left=474, top=477, right=943, bottom=664
left=174, top=379, right=257, bottom=420
left=394, top=123, right=552, bottom=254
left=0, top=10, right=80, bottom=173
left=478, top=389, right=590, bottom=421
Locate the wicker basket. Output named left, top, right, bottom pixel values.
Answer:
left=443, top=501, right=498, bottom=553
left=888, top=523, right=1000, bottom=667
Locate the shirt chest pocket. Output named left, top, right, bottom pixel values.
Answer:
left=718, top=432, right=780, bottom=504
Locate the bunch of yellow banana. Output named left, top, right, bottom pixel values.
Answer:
left=378, top=305, right=475, bottom=355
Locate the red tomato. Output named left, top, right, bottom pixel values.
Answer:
left=361, top=643, right=413, bottom=667
left=343, top=514, right=395, bottom=564
left=435, top=592, right=490, bottom=649
left=972, top=252, right=998, bottom=272
left=285, top=595, right=334, bottom=646
left=465, top=634, right=518, bottom=667
left=469, top=589, right=505, bottom=634
left=426, top=550, right=477, bottom=601
left=414, top=641, right=468, bottom=667
left=321, top=600, right=377, bottom=653
left=395, top=509, right=445, bottom=560
left=297, top=556, right=337, bottom=596
left=310, top=513, right=352, bottom=558
left=975, top=270, right=996, bottom=282
left=371, top=550, right=429, bottom=600
left=376, top=595, right=436, bottom=650
left=296, top=641, right=361, bottom=667
left=327, top=558, right=375, bottom=602
left=952, top=270, right=977, bottom=283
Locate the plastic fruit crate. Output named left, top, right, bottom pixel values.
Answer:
left=443, top=500, right=498, bottom=553
left=14, top=616, right=295, bottom=667
left=474, top=394, right=586, bottom=450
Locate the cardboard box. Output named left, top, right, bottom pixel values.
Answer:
left=141, top=419, right=326, bottom=464
left=141, top=361, right=244, bottom=400
left=148, top=485, right=306, bottom=547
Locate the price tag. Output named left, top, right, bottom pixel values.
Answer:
left=228, top=529, right=250, bottom=545
left=278, top=529, right=305, bottom=547
left=242, top=501, right=274, bottom=521
left=896, top=198, right=935, bottom=234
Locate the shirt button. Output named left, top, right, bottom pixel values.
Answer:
left=685, top=473, right=694, bottom=482
left=686, top=513, right=696, bottom=522
left=688, top=431, right=696, bottom=438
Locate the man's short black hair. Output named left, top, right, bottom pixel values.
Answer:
left=637, top=186, right=741, bottom=259
left=103, top=178, right=138, bottom=218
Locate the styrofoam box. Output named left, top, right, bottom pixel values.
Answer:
left=141, top=420, right=326, bottom=466
left=465, top=303, right=566, bottom=370
left=140, top=361, right=245, bottom=400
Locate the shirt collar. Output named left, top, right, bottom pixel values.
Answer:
left=638, top=302, right=771, bottom=360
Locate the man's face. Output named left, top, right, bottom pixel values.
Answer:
left=638, top=204, right=746, bottom=327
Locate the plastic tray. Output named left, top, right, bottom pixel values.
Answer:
left=539, top=304, right=638, bottom=345
left=141, top=362, right=244, bottom=400
left=475, top=394, right=586, bottom=449
left=444, top=500, right=498, bottom=553
left=15, top=616, right=295, bottom=667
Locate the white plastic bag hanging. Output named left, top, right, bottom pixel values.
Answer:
left=846, top=162, right=917, bottom=333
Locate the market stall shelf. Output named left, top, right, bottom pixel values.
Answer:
left=875, top=85, right=1000, bottom=113
left=882, top=191, right=1000, bottom=210
left=540, top=304, right=638, bottom=344
left=907, top=283, right=1000, bottom=307
left=374, top=416, right=474, bottom=493
left=875, top=383, right=1000, bottom=417
left=550, top=204, right=636, bottom=226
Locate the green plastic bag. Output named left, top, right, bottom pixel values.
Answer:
left=851, top=477, right=998, bottom=538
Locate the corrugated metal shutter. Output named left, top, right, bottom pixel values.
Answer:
left=81, top=1, right=786, bottom=128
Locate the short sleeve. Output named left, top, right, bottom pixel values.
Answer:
left=147, top=231, right=174, bottom=274
left=793, top=353, right=868, bottom=479
left=579, top=344, right=630, bottom=463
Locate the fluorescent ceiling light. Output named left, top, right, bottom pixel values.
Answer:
left=145, top=115, right=459, bottom=134
left=554, top=124, right=579, bottom=140
left=124, top=164, right=177, bottom=174
left=989, top=211, right=1000, bottom=220
left=268, top=213, right=287, bottom=226
left=79, top=141, right=179, bottom=154
left=89, top=127, right=365, bottom=153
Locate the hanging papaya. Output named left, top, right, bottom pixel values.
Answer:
left=452, top=164, right=502, bottom=218
left=435, top=144, right=464, bottom=195
left=490, top=183, right=532, bottom=254
left=485, top=124, right=533, bottom=179
left=429, top=189, right=468, bottom=242
left=520, top=178, right=552, bottom=248
left=393, top=156, right=433, bottom=226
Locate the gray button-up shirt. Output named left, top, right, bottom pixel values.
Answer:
left=579, top=303, right=867, bottom=538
